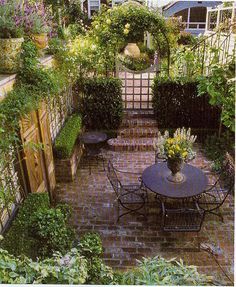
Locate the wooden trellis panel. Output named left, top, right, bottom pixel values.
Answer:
left=19, top=102, right=56, bottom=197
left=37, top=102, right=56, bottom=197
left=20, top=109, right=46, bottom=193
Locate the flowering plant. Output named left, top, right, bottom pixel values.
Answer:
left=23, top=1, right=51, bottom=35
left=153, top=127, right=197, bottom=161
left=0, top=0, right=24, bottom=38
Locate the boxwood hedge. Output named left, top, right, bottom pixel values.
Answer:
left=54, top=114, right=82, bottom=159
left=152, top=78, right=220, bottom=129
left=80, top=77, right=123, bottom=130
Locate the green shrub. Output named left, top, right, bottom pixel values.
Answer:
left=80, top=77, right=123, bottom=130
left=78, top=232, right=103, bottom=258
left=119, top=53, right=151, bottom=71
left=118, top=256, right=213, bottom=285
left=1, top=193, right=75, bottom=259
left=78, top=232, right=114, bottom=284
left=0, top=248, right=88, bottom=284
left=204, top=131, right=234, bottom=171
left=31, top=207, right=76, bottom=257
left=152, top=78, right=220, bottom=129
left=1, top=193, right=49, bottom=258
left=54, top=114, right=82, bottom=159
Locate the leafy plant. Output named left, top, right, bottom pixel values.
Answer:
left=152, top=78, right=220, bottom=129
left=204, top=131, right=234, bottom=171
left=197, top=63, right=235, bottom=133
left=80, top=77, right=123, bottom=130
left=54, top=114, right=82, bottom=159
left=0, top=0, right=24, bottom=38
left=31, top=207, right=75, bottom=257
left=0, top=247, right=88, bottom=284
left=1, top=193, right=75, bottom=259
left=119, top=53, right=151, bottom=71
left=1, top=193, right=50, bottom=258
left=118, top=256, right=214, bottom=285
left=78, top=232, right=114, bottom=284
left=22, top=1, right=52, bottom=35
left=78, top=232, right=103, bottom=258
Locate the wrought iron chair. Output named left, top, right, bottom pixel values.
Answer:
left=107, top=160, right=148, bottom=222
left=197, top=153, right=234, bottom=222
left=161, top=200, right=205, bottom=232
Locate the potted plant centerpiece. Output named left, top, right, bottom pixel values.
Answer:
left=0, top=0, right=24, bottom=73
left=153, top=127, right=197, bottom=183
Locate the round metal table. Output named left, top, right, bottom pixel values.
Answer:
left=142, top=163, right=208, bottom=199
left=80, top=131, right=107, bottom=144
left=79, top=131, right=107, bottom=174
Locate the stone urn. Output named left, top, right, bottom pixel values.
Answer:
left=167, top=157, right=185, bottom=183
left=124, top=43, right=140, bottom=58
left=31, top=33, right=48, bottom=50
left=0, top=38, right=24, bottom=74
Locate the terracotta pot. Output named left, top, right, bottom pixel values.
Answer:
left=167, top=157, right=185, bottom=183
left=0, top=38, right=24, bottom=74
left=124, top=43, right=140, bottom=58
left=31, top=33, right=48, bottom=50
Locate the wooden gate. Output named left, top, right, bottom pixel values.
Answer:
left=19, top=101, right=55, bottom=200
left=116, top=59, right=159, bottom=110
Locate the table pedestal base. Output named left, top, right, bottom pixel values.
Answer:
left=167, top=172, right=185, bottom=184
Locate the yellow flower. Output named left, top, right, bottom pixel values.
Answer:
left=167, top=138, right=173, bottom=144
left=106, top=19, right=111, bottom=25
left=125, top=23, right=130, bottom=29
left=168, top=150, right=175, bottom=156
left=182, top=151, right=188, bottom=158
left=175, top=144, right=180, bottom=151
left=123, top=28, right=129, bottom=35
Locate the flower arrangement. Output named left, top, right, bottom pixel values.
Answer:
left=153, top=127, right=197, bottom=161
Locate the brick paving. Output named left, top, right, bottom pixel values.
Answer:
left=55, top=148, right=234, bottom=285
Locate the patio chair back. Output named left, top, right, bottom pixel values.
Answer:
left=107, top=160, right=121, bottom=198
left=198, top=153, right=234, bottom=215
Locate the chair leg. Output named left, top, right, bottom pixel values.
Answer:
left=207, top=210, right=224, bottom=222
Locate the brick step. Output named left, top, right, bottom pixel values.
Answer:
left=123, top=110, right=154, bottom=119
left=108, top=137, right=155, bottom=152
left=121, top=118, right=157, bottom=128
left=118, top=127, right=159, bottom=138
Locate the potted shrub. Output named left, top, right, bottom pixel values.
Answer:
left=24, top=2, right=51, bottom=51
left=0, top=0, right=24, bottom=74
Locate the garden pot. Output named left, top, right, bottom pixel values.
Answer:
left=124, top=43, right=140, bottom=58
left=0, top=38, right=24, bottom=74
left=167, top=157, right=185, bottom=183
left=31, top=33, right=48, bottom=50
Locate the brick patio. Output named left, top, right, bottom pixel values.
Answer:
left=55, top=147, right=234, bottom=285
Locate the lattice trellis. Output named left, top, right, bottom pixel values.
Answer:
left=46, top=85, right=74, bottom=142
left=0, top=149, right=24, bottom=233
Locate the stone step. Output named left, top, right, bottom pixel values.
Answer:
left=118, top=127, right=159, bottom=138
left=121, top=118, right=157, bottom=128
left=108, top=137, right=155, bottom=152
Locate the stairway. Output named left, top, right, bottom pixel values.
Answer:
left=108, top=111, right=158, bottom=152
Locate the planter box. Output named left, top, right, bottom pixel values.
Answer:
left=54, top=142, right=83, bottom=182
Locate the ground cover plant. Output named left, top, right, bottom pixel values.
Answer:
left=0, top=231, right=215, bottom=285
